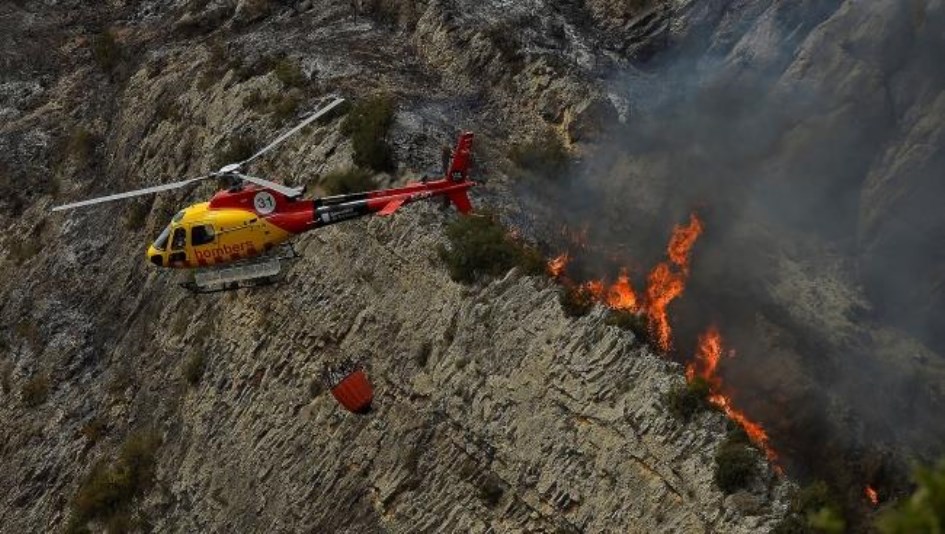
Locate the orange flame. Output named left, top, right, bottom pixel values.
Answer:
left=686, top=326, right=723, bottom=387
left=548, top=253, right=570, bottom=278
left=605, top=270, right=640, bottom=312
left=645, top=263, right=687, bottom=351
left=688, top=326, right=780, bottom=467
left=865, top=485, right=879, bottom=506
left=644, top=213, right=704, bottom=352
left=668, top=213, right=704, bottom=272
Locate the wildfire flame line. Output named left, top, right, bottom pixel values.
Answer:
left=646, top=214, right=704, bottom=351
left=687, top=326, right=780, bottom=467
left=547, top=213, right=702, bottom=343
left=547, top=212, right=781, bottom=472
left=547, top=252, right=570, bottom=278
left=865, top=485, right=879, bottom=506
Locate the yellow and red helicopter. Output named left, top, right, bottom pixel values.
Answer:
left=52, top=97, right=477, bottom=292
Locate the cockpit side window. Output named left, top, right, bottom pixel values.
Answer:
left=191, top=225, right=216, bottom=246
left=153, top=226, right=171, bottom=250
left=171, top=227, right=187, bottom=250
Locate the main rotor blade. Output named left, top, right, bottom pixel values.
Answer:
left=239, top=97, right=346, bottom=168
left=233, top=173, right=303, bottom=197
left=50, top=175, right=213, bottom=212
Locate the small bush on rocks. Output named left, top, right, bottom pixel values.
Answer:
left=665, top=377, right=712, bottom=421
left=438, top=213, right=545, bottom=284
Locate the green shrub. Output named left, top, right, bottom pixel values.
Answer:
left=772, top=480, right=846, bottom=534
left=269, top=93, right=302, bottom=124
left=605, top=309, right=650, bottom=343
left=878, top=459, right=945, bottom=534
left=341, top=95, right=395, bottom=172
left=91, top=30, right=120, bottom=71
left=714, top=436, right=759, bottom=494
left=666, top=377, right=711, bottom=421
left=244, top=90, right=303, bottom=124
left=183, top=353, right=205, bottom=386
left=21, top=374, right=49, bottom=407
left=559, top=285, right=594, bottom=318
left=321, top=167, right=375, bottom=195
left=807, top=507, right=845, bottom=534
left=438, top=213, right=545, bottom=283
left=509, top=131, right=569, bottom=179
left=793, top=480, right=836, bottom=515
left=70, top=429, right=161, bottom=529
left=273, top=58, right=306, bottom=88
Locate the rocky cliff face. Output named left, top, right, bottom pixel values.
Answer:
left=0, top=205, right=790, bottom=532
left=0, top=1, right=790, bottom=532
left=2, top=0, right=942, bottom=531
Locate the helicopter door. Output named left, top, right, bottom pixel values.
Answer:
left=168, top=227, right=188, bottom=266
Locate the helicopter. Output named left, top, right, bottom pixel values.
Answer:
left=51, top=97, right=477, bottom=292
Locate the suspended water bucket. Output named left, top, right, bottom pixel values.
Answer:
left=323, top=360, right=373, bottom=414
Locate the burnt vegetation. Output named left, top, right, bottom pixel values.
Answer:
left=438, top=213, right=545, bottom=284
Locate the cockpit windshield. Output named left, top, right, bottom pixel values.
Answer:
left=153, top=225, right=171, bottom=250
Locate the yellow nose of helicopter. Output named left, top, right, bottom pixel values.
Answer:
left=146, top=245, right=164, bottom=267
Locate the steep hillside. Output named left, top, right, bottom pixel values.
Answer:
left=3, top=0, right=943, bottom=532
left=0, top=1, right=789, bottom=532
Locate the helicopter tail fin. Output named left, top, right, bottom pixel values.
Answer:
left=446, top=132, right=475, bottom=183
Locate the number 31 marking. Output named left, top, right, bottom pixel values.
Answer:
left=254, top=192, right=277, bottom=215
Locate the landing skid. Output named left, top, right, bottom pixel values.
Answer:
left=180, top=244, right=300, bottom=294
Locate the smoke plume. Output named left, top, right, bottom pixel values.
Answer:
left=519, top=0, right=945, bottom=510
